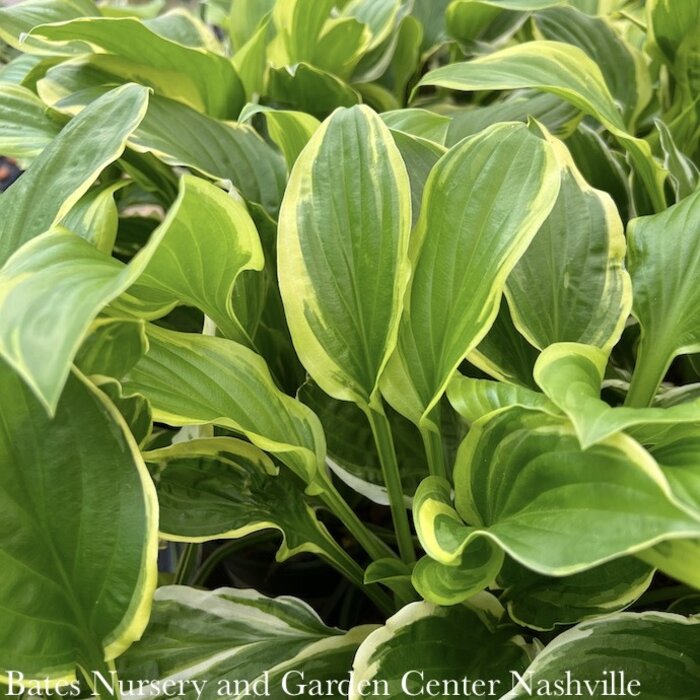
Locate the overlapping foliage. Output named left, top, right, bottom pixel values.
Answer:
left=1, top=0, right=700, bottom=695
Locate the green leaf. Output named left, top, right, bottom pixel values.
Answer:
left=534, top=343, right=700, bottom=448
left=506, top=138, right=632, bottom=352
left=232, top=12, right=273, bottom=99
left=413, top=540, right=505, bottom=606
left=381, top=122, right=559, bottom=432
left=0, top=83, right=149, bottom=267
left=416, top=408, right=700, bottom=576
left=123, top=324, right=328, bottom=492
left=381, top=108, right=451, bottom=144
left=94, top=376, right=152, bottom=448
left=278, top=105, right=411, bottom=411
left=239, top=104, right=321, bottom=169
left=389, top=129, right=444, bottom=228
left=533, top=5, right=651, bottom=127
left=0, top=230, right=148, bottom=413
left=267, top=63, right=361, bottom=118
left=119, top=586, right=375, bottom=698
left=447, top=92, right=580, bottom=146
left=0, top=174, right=260, bottom=412
left=504, top=612, right=700, bottom=699
left=447, top=373, right=559, bottom=424
left=60, top=181, right=127, bottom=254
left=30, top=17, right=244, bottom=118
left=655, top=119, right=700, bottom=201
left=647, top=0, right=700, bottom=108
left=0, top=84, right=62, bottom=161
left=229, top=0, right=275, bottom=50
left=637, top=539, right=700, bottom=589
left=470, top=301, right=540, bottom=388
left=0, top=0, right=98, bottom=53
left=75, top=318, right=148, bottom=381
left=100, top=0, right=166, bottom=19
left=298, top=381, right=428, bottom=504
left=415, top=41, right=667, bottom=212
left=144, top=437, right=340, bottom=562
left=411, top=0, right=452, bottom=53
left=0, top=54, right=45, bottom=86
left=118, top=174, right=264, bottom=346
left=501, top=557, right=654, bottom=631
left=626, top=190, right=700, bottom=405
left=0, top=361, right=158, bottom=682
left=351, top=599, right=529, bottom=699
left=270, top=0, right=381, bottom=79
left=144, top=8, right=223, bottom=52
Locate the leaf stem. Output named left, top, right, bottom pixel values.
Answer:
left=174, top=542, right=201, bottom=585
left=317, top=533, right=398, bottom=616
left=421, top=425, right=448, bottom=481
left=365, top=406, right=416, bottom=565
left=625, top=341, right=672, bottom=407
left=319, top=483, right=397, bottom=562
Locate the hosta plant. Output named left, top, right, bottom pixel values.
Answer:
left=2, top=0, right=700, bottom=697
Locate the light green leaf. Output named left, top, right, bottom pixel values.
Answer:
left=119, top=586, right=375, bottom=698
left=0, top=361, right=158, bottom=682
left=416, top=408, right=700, bottom=576
left=0, top=0, right=98, bottom=53
left=381, top=122, right=559, bottom=432
left=60, top=181, right=127, bottom=254
left=123, top=325, right=328, bottom=492
left=647, top=0, right=700, bottom=108
left=415, top=41, right=667, bottom=212
left=0, top=229, right=147, bottom=413
left=278, top=105, right=411, bottom=411
left=503, top=612, right=700, bottom=700
left=447, top=373, right=559, bottom=424
left=626, top=190, right=700, bottom=406
left=447, top=92, right=580, bottom=145
left=0, top=54, right=45, bottom=86
left=0, top=83, right=149, bottom=267
left=0, top=84, right=62, bottom=161
left=75, top=318, right=148, bottom=381
left=413, top=477, right=506, bottom=606
left=501, top=557, right=653, bottom=631
left=533, top=5, right=651, bottom=127
left=271, top=0, right=374, bottom=79
left=229, top=0, right=275, bottom=50
left=99, top=0, right=166, bottom=19
left=351, top=600, right=529, bottom=700
left=144, top=8, right=223, bottom=52
left=381, top=108, right=451, bottom=144
left=232, top=12, right=273, bottom=99
left=506, top=137, right=632, bottom=352
left=239, top=104, right=321, bottom=169
left=534, top=343, right=700, bottom=448
left=118, top=174, right=264, bottom=345
left=0, top=173, right=260, bottom=412
left=30, top=17, right=244, bottom=118
left=655, top=118, right=700, bottom=201
left=637, top=539, right=700, bottom=589
left=128, top=96, right=287, bottom=215
left=445, top=0, right=536, bottom=51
